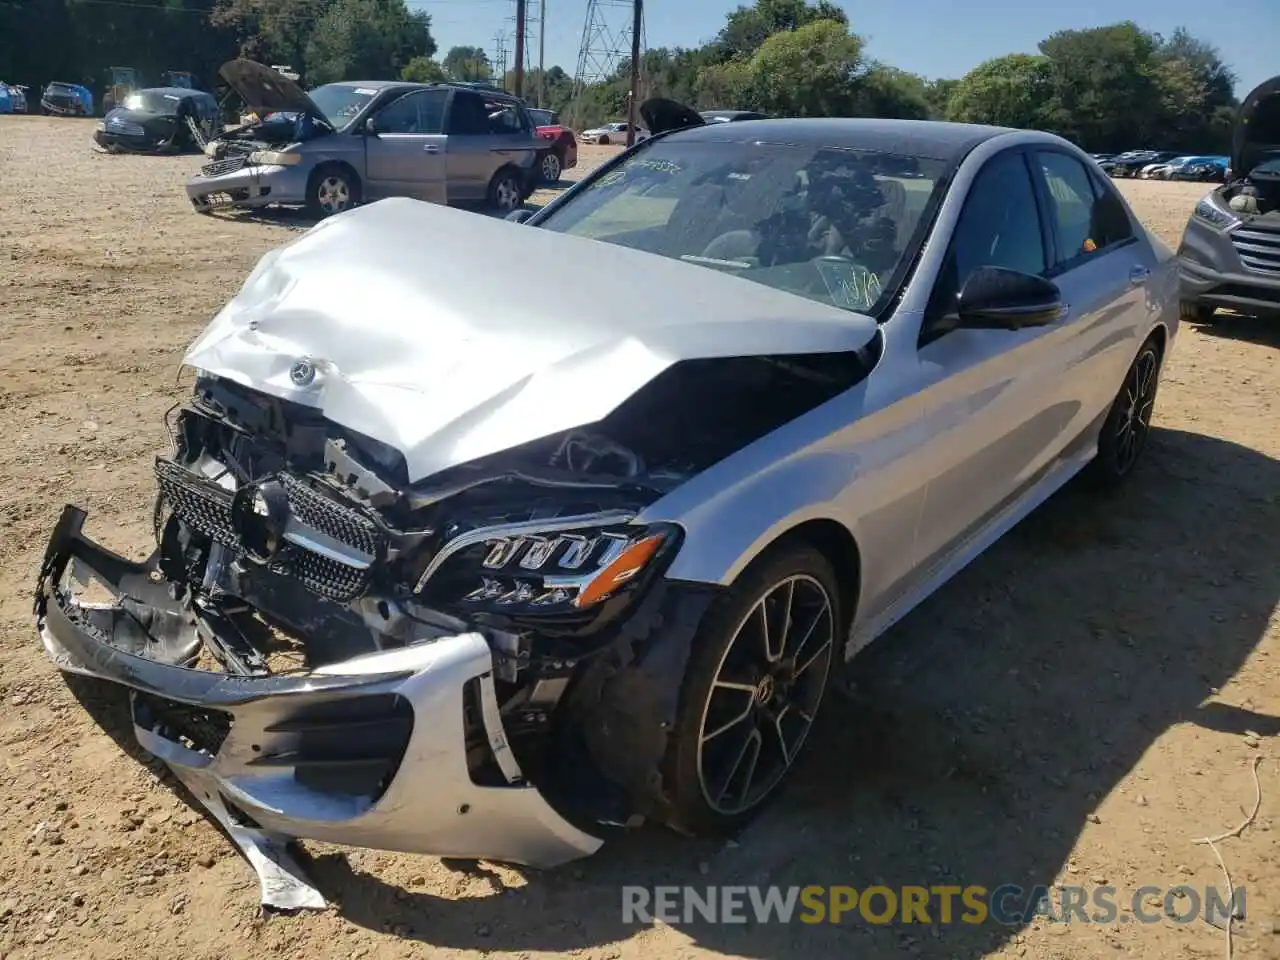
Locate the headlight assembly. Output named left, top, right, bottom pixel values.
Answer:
left=413, top=513, right=679, bottom=615
left=1193, top=196, right=1239, bottom=230
left=248, top=150, right=302, bottom=166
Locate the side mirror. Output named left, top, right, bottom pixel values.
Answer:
left=956, top=266, right=1062, bottom=330
left=505, top=208, right=534, bottom=224
left=363, top=117, right=377, bottom=136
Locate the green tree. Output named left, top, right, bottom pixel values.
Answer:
left=851, top=64, right=932, bottom=120
left=714, top=0, right=847, bottom=62
left=1036, top=22, right=1162, bottom=149
left=443, top=45, right=491, bottom=82
left=748, top=18, right=865, bottom=117
left=304, top=0, right=434, bottom=85
left=400, top=56, right=447, bottom=83
left=947, top=54, right=1052, bottom=129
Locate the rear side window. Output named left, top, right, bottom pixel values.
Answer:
left=447, top=91, right=491, bottom=135
left=1035, top=151, right=1134, bottom=268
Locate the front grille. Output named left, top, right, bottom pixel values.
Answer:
left=155, top=458, right=386, bottom=603
left=278, top=472, right=383, bottom=558
left=156, top=457, right=237, bottom=543
left=1231, top=226, right=1280, bottom=276
left=202, top=155, right=246, bottom=178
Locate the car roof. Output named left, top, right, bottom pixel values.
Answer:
left=665, top=117, right=1018, bottom=162
left=140, top=86, right=206, bottom=97
left=331, top=80, right=522, bottom=102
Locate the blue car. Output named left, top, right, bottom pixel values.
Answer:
left=40, top=82, right=95, bottom=117
left=0, top=84, right=12, bottom=114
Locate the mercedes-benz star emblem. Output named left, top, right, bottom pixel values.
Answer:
left=289, top=359, right=317, bottom=386
left=230, top=480, right=291, bottom=563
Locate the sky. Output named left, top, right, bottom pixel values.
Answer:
left=411, top=0, right=1276, bottom=98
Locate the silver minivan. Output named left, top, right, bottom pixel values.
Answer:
left=187, top=60, right=544, bottom=217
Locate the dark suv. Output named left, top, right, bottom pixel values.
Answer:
left=1176, top=74, right=1280, bottom=323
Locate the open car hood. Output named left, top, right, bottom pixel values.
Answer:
left=640, top=97, right=705, bottom=135
left=183, top=197, right=879, bottom=484
left=1233, top=74, right=1280, bottom=179
left=218, top=58, right=320, bottom=120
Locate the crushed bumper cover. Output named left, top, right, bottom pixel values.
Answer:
left=34, top=505, right=603, bottom=903
left=185, top=163, right=305, bottom=213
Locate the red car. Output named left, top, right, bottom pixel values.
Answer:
left=528, top=107, right=577, bottom=184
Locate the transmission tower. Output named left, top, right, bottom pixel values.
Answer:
left=570, top=0, right=645, bottom=125
left=492, top=32, right=509, bottom=89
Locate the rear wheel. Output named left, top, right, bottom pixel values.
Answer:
left=1085, top=337, right=1162, bottom=488
left=539, top=150, right=562, bottom=184
left=487, top=168, right=523, bottom=214
left=661, top=546, right=840, bottom=836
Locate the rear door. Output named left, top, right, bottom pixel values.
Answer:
left=443, top=92, right=538, bottom=200
left=1028, top=148, right=1152, bottom=446
left=443, top=91, right=497, bottom=201
left=362, top=89, right=449, bottom=203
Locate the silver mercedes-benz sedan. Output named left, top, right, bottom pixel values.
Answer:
left=35, top=98, right=1178, bottom=903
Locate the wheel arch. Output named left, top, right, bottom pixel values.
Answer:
left=736, top=517, right=863, bottom=640
left=308, top=158, right=362, bottom=194
left=489, top=161, right=531, bottom=201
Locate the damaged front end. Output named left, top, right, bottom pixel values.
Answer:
left=33, top=371, right=754, bottom=898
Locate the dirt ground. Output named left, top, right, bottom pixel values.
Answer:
left=0, top=116, right=1276, bottom=960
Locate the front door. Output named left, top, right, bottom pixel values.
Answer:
left=363, top=89, right=449, bottom=203
left=909, top=148, right=1074, bottom=576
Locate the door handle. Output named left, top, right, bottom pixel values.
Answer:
left=1128, top=264, right=1151, bottom=284
left=423, top=144, right=439, bottom=154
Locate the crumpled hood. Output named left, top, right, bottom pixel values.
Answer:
left=219, top=58, right=320, bottom=121
left=183, top=197, right=878, bottom=483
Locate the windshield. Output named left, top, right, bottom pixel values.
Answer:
left=121, top=91, right=184, bottom=114
left=308, top=83, right=375, bottom=128
left=48, top=83, right=78, bottom=94
left=535, top=138, right=947, bottom=315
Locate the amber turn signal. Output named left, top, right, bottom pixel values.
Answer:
left=573, top=533, right=666, bottom=608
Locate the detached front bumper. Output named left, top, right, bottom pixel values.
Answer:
left=34, top=505, right=602, bottom=870
left=185, top=161, right=308, bottom=213
left=93, top=128, right=170, bottom=154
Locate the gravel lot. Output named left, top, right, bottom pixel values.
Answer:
left=0, top=115, right=1276, bottom=960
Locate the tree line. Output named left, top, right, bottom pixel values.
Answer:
left=0, top=0, right=1238, bottom=152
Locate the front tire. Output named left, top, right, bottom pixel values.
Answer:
left=597, top=134, right=610, bottom=146
left=1085, top=337, right=1162, bottom=488
left=1180, top=300, right=1219, bottom=325
left=306, top=165, right=359, bottom=219
left=661, top=546, right=841, bottom=836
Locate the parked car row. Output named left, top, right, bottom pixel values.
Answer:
left=1097, top=150, right=1228, bottom=182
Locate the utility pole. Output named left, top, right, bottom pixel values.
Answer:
left=513, top=0, right=527, bottom=98
left=626, top=0, right=642, bottom=146
left=537, top=0, right=546, bottom=107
